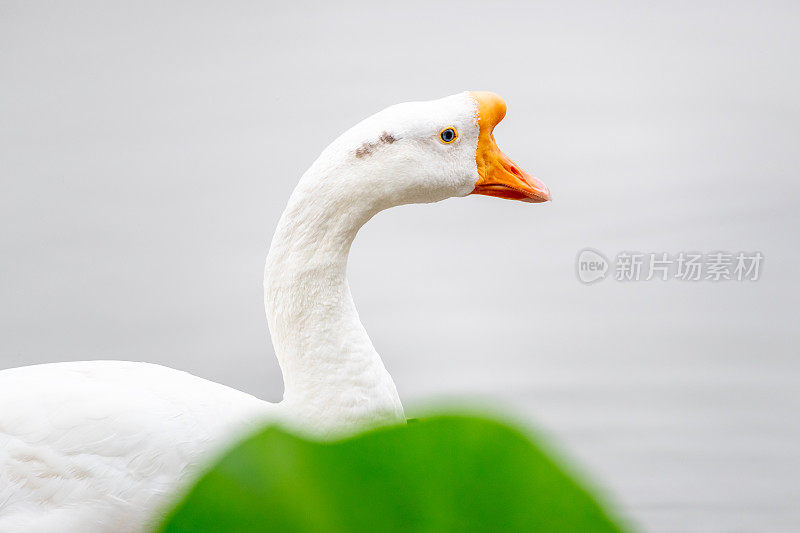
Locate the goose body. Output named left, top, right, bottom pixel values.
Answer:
left=0, top=92, right=549, bottom=532
left=0, top=362, right=272, bottom=532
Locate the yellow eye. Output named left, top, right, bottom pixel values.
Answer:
left=439, top=127, right=458, bottom=144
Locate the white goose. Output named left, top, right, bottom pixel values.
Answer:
left=0, top=91, right=550, bottom=532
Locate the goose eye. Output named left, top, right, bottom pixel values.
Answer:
left=439, top=127, right=458, bottom=144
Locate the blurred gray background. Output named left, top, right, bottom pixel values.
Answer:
left=2, top=1, right=799, bottom=531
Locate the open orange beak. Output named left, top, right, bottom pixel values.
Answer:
left=470, top=91, right=551, bottom=203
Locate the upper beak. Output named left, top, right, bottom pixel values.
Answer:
left=469, top=91, right=551, bottom=203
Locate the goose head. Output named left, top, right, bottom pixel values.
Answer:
left=268, top=92, right=550, bottom=429
left=301, top=91, right=550, bottom=212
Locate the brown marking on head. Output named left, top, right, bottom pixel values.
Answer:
left=354, top=132, right=398, bottom=159
left=355, top=142, right=374, bottom=158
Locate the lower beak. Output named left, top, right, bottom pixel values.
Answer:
left=472, top=149, right=551, bottom=203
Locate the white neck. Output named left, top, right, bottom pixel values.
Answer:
left=264, top=165, right=404, bottom=432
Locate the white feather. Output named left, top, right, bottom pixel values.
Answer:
left=0, top=92, right=481, bottom=532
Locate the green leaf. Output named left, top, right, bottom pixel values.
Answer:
left=159, top=415, right=629, bottom=533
